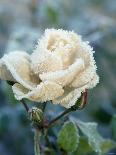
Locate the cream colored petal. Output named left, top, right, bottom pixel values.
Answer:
left=40, top=58, right=84, bottom=87
left=79, top=74, right=99, bottom=91
left=53, top=88, right=81, bottom=108
left=53, top=74, right=99, bottom=108
left=0, top=59, right=15, bottom=81
left=36, top=29, right=80, bottom=53
left=36, top=29, right=83, bottom=69
left=75, top=40, right=96, bottom=67
left=38, top=29, right=96, bottom=69
left=12, top=81, right=64, bottom=102
left=71, top=66, right=96, bottom=88
left=88, top=74, right=99, bottom=88
left=1, top=51, right=39, bottom=90
left=31, top=51, right=63, bottom=74
left=12, top=83, right=29, bottom=100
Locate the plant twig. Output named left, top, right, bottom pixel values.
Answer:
left=47, top=108, right=72, bottom=128
left=47, top=91, right=88, bottom=128
left=20, top=99, right=29, bottom=112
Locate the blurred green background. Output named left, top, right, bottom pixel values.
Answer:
left=0, top=0, right=116, bottom=155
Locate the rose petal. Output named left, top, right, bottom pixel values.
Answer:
left=88, top=74, right=99, bottom=88
left=0, top=59, right=15, bottom=81
left=1, top=51, right=39, bottom=90
left=12, top=81, right=64, bottom=102
left=40, top=58, right=84, bottom=87
left=53, top=74, right=99, bottom=108
left=31, top=51, right=63, bottom=74
left=79, top=74, right=99, bottom=90
left=53, top=88, right=81, bottom=108
left=71, top=66, right=96, bottom=88
left=12, top=83, right=29, bottom=100
left=34, top=29, right=82, bottom=69
left=75, top=40, right=96, bottom=66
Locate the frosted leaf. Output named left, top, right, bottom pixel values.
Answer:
left=70, top=117, right=104, bottom=155
left=75, top=119, right=104, bottom=154
left=57, top=121, right=79, bottom=152
left=70, top=117, right=116, bottom=155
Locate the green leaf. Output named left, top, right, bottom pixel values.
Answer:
left=111, top=115, right=116, bottom=140
left=76, top=120, right=104, bottom=154
left=57, top=121, right=79, bottom=152
left=101, top=139, right=116, bottom=154
left=70, top=138, right=116, bottom=155
left=72, top=137, right=93, bottom=155
left=70, top=117, right=116, bottom=155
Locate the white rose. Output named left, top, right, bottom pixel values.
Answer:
left=0, top=29, right=99, bottom=108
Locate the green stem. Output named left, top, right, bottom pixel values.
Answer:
left=34, top=130, right=41, bottom=155
left=47, top=91, right=88, bottom=128
left=20, top=99, right=29, bottom=112
left=48, top=108, right=72, bottom=128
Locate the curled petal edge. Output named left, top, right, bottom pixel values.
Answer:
left=12, top=81, right=64, bottom=102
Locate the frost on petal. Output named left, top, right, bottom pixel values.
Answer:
left=75, top=40, right=96, bottom=67
left=40, top=58, right=84, bottom=87
left=71, top=66, right=96, bottom=88
left=75, top=74, right=99, bottom=94
left=1, top=51, right=39, bottom=90
left=88, top=74, right=99, bottom=88
left=81, top=74, right=99, bottom=90
left=33, top=29, right=82, bottom=69
left=36, top=29, right=80, bottom=53
left=52, top=75, right=99, bottom=109
left=53, top=88, right=81, bottom=108
left=31, top=52, right=63, bottom=74
left=12, top=81, right=64, bottom=102
left=0, top=59, right=15, bottom=81
left=12, top=83, right=29, bottom=100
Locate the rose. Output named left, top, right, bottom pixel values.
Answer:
left=0, top=29, right=99, bottom=108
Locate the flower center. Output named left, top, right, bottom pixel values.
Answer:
left=47, top=36, right=67, bottom=52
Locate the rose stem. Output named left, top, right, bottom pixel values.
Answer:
left=34, top=130, right=41, bottom=155
left=20, top=99, right=29, bottom=112
left=47, top=91, right=88, bottom=128
left=47, top=108, right=72, bottom=128
left=20, top=100, right=41, bottom=155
